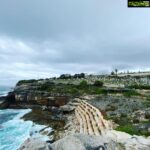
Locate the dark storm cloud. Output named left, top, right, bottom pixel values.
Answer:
left=0, top=0, right=150, bottom=85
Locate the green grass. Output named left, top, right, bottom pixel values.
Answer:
left=37, top=80, right=141, bottom=97
left=36, top=80, right=107, bottom=96
left=123, top=90, right=140, bottom=97
left=129, top=84, right=150, bottom=90
left=116, top=124, right=139, bottom=135
left=91, top=88, right=107, bottom=95
left=116, top=123, right=150, bottom=137
left=17, top=79, right=37, bottom=86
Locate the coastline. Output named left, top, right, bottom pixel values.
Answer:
left=1, top=96, right=150, bottom=150
left=1, top=75, right=150, bottom=150
left=19, top=97, right=150, bottom=150
left=0, top=108, right=54, bottom=150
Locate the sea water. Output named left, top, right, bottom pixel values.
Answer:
left=0, top=109, right=33, bottom=150
left=0, top=88, right=52, bottom=150
left=0, top=86, right=12, bottom=97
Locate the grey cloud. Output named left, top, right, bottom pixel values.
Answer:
left=0, top=0, right=150, bottom=86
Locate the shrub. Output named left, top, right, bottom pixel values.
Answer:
left=73, top=73, right=85, bottom=79
left=93, top=80, right=103, bottom=87
left=92, top=88, right=107, bottom=95
left=17, top=79, right=37, bottom=86
left=79, top=80, right=88, bottom=88
left=123, top=90, right=140, bottom=97
left=59, top=74, right=71, bottom=79
left=38, top=82, right=54, bottom=91
left=116, top=124, right=139, bottom=135
left=129, top=84, right=150, bottom=90
left=69, top=88, right=79, bottom=95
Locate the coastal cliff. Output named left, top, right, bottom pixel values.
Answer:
left=1, top=74, right=150, bottom=149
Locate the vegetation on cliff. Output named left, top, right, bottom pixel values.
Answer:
left=12, top=73, right=150, bottom=137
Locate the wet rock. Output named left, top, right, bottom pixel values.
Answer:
left=6, top=92, right=16, bottom=103
left=0, top=99, right=8, bottom=109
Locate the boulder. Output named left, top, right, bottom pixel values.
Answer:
left=51, top=134, right=123, bottom=150
left=59, top=105, right=75, bottom=113
left=19, top=138, right=51, bottom=150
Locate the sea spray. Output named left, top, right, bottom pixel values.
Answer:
left=0, top=109, right=52, bottom=150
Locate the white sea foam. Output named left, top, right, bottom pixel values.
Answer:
left=0, top=109, right=52, bottom=150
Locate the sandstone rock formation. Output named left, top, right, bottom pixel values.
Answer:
left=51, top=134, right=124, bottom=150
left=75, top=100, right=150, bottom=150
left=19, top=99, right=150, bottom=150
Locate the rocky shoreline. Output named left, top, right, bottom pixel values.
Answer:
left=1, top=95, right=149, bottom=150
left=18, top=97, right=150, bottom=150
left=1, top=75, right=150, bottom=149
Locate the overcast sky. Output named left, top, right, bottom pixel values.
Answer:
left=0, top=0, right=150, bottom=86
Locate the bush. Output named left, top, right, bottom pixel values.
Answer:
left=38, top=82, right=54, bottom=91
left=17, top=79, right=37, bottom=86
left=93, top=80, right=103, bottom=87
left=79, top=80, right=88, bottom=88
left=129, top=84, right=150, bottom=90
left=59, top=74, right=71, bottom=79
left=116, top=124, right=139, bottom=135
left=123, top=90, right=140, bottom=97
left=73, top=73, right=85, bottom=79
left=92, top=88, right=107, bottom=95
left=69, top=88, right=80, bottom=95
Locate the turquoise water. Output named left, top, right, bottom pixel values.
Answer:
left=0, top=87, right=33, bottom=150
left=0, top=87, right=52, bottom=150
left=0, top=109, right=52, bottom=150
left=0, top=109, right=32, bottom=150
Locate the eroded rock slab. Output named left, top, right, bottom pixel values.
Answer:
left=19, top=138, right=51, bottom=150
left=51, top=134, right=124, bottom=150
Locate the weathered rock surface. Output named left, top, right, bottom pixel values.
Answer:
left=5, top=78, right=150, bottom=149
left=105, top=130, right=150, bottom=150
left=59, top=104, right=75, bottom=113
left=19, top=133, right=150, bottom=150
left=19, top=100, right=150, bottom=150
left=19, top=138, right=51, bottom=150
left=19, top=134, right=124, bottom=150
left=75, top=100, right=150, bottom=150
left=51, top=134, right=123, bottom=150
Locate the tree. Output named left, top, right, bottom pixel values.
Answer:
left=80, top=73, right=85, bottom=78
left=73, top=73, right=85, bottom=79
left=111, top=71, right=115, bottom=75
left=115, top=69, right=118, bottom=76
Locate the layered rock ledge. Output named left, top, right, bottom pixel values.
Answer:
left=19, top=99, right=150, bottom=150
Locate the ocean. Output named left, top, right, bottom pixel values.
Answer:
left=0, top=86, right=12, bottom=97
left=0, top=87, right=52, bottom=150
left=0, top=109, right=33, bottom=150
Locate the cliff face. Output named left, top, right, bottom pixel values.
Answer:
left=1, top=77, right=150, bottom=149
left=1, top=77, right=150, bottom=137
left=19, top=99, right=150, bottom=150
left=8, top=82, right=69, bottom=108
